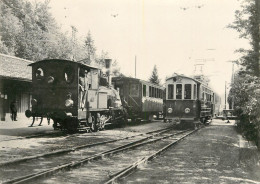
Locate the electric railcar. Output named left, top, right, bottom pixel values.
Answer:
left=164, top=74, right=219, bottom=128
left=25, top=59, right=126, bottom=132
left=112, top=77, right=165, bottom=122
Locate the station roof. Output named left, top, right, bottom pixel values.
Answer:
left=0, top=54, right=32, bottom=82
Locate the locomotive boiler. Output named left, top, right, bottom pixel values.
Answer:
left=25, top=59, right=126, bottom=132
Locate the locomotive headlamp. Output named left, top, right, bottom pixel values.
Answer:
left=65, top=92, right=74, bottom=107
left=47, top=76, right=54, bottom=84
left=185, top=108, right=190, bottom=113
left=65, top=99, right=74, bottom=107
left=168, top=108, right=173, bottom=113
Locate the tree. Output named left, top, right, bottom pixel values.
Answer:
left=228, top=0, right=259, bottom=76
left=0, top=0, right=74, bottom=61
left=83, top=31, right=96, bottom=64
left=228, top=0, right=260, bottom=146
left=149, top=65, right=160, bottom=85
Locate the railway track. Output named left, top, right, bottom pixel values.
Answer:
left=1, top=126, right=178, bottom=183
left=1, top=126, right=200, bottom=184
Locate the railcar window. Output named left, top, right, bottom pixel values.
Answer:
left=64, top=66, right=74, bottom=83
left=130, top=83, right=139, bottom=97
left=149, top=86, right=152, bottom=97
left=155, top=88, right=158, bottom=98
left=193, top=84, right=197, bottom=99
left=176, top=84, right=182, bottom=99
left=184, top=84, right=191, bottom=99
left=35, top=68, right=44, bottom=81
left=151, top=87, right=154, bottom=97
left=168, top=84, right=174, bottom=99
left=143, top=84, right=146, bottom=97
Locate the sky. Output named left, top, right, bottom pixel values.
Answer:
left=44, top=0, right=248, bottom=99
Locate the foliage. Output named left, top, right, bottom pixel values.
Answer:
left=83, top=31, right=97, bottom=64
left=0, top=0, right=121, bottom=74
left=228, top=0, right=260, bottom=146
left=149, top=65, right=160, bottom=85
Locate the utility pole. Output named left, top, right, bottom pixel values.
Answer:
left=135, top=56, right=137, bottom=78
left=257, top=0, right=260, bottom=76
left=71, top=26, right=77, bottom=61
left=225, top=81, right=227, bottom=110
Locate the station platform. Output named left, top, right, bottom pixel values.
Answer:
left=0, top=113, right=53, bottom=138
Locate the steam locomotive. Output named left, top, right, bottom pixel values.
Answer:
left=25, top=59, right=126, bottom=132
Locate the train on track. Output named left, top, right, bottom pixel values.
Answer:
left=164, top=74, right=221, bottom=128
left=25, top=58, right=221, bottom=132
left=25, top=59, right=126, bottom=132
left=112, top=77, right=165, bottom=122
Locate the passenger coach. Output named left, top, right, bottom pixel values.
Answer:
left=165, top=74, right=218, bottom=128
left=112, top=77, right=165, bottom=122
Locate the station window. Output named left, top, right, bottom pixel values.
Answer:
left=168, top=84, right=174, bottom=99
left=143, top=84, right=146, bottom=97
left=194, top=84, right=197, bottom=99
left=184, top=84, right=191, bottom=99
left=176, top=84, right=182, bottom=99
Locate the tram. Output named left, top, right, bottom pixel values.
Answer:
left=164, top=74, right=219, bottom=128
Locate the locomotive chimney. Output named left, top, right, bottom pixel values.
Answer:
left=105, top=59, right=112, bottom=86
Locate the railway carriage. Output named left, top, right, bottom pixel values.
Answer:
left=164, top=74, right=218, bottom=128
left=112, top=77, right=165, bottom=122
left=25, top=59, right=126, bottom=132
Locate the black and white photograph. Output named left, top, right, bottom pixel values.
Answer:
left=0, top=0, right=260, bottom=183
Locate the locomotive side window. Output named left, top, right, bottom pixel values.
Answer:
left=184, top=84, right=191, bottom=99
left=176, top=84, right=182, bottom=99
left=130, top=83, right=139, bottom=97
left=168, top=84, right=174, bottom=99
left=35, top=68, right=44, bottom=81
left=143, top=84, right=146, bottom=97
left=64, top=66, right=74, bottom=83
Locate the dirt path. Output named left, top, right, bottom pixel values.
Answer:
left=123, top=119, right=260, bottom=184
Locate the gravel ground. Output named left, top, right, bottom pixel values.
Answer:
left=0, top=120, right=174, bottom=163
left=121, top=119, right=260, bottom=184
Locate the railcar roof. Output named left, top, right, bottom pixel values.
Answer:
left=28, top=59, right=100, bottom=70
left=166, top=74, right=215, bottom=92
left=113, top=76, right=165, bottom=89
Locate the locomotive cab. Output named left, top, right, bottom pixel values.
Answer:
left=25, top=59, right=125, bottom=132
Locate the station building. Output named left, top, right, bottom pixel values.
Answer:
left=0, top=54, right=32, bottom=121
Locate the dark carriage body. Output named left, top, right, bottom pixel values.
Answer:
left=165, top=74, right=218, bottom=127
left=26, top=59, right=125, bottom=132
left=112, top=77, right=164, bottom=121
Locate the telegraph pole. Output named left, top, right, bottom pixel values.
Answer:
left=135, top=55, right=137, bottom=78
left=225, top=81, right=227, bottom=110
left=257, top=0, right=260, bottom=76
